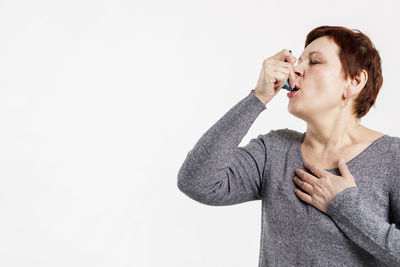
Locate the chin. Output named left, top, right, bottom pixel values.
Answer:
left=287, top=103, right=306, bottom=119
left=287, top=101, right=300, bottom=114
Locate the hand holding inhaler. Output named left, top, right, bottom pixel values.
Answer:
left=254, top=49, right=297, bottom=104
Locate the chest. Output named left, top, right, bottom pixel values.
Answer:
left=263, top=157, right=391, bottom=241
left=301, top=142, right=372, bottom=170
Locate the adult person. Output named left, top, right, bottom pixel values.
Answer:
left=177, top=25, right=400, bottom=266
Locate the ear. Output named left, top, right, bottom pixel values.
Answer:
left=346, top=69, right=368, bottom=98
left=342, top=86, right=348, bottom=100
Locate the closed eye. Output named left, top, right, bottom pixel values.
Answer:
left=310, top=61, right=319, bottom=65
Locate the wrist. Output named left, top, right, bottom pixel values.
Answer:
left=253, top=91, right=270, bottom=105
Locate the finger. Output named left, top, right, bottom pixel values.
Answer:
left=270, top=64, right=290, bottom=75
left=270, top=58, right=294, bottom=68
left=272, top=74, right=285, bottom=90
left=304, top=161, right=326, bottom=178
left=270, top=65, right=293, bottom=87
left=295, top=168, right=320, bottom=187
left=284, top=50, right=295, bottom=64
left=272, top=49, right=292, bottom=62
left=286, top=51, right=297, bottom=65
left=289, top=55, right=297, bottom=65
left=270, top=60, right=296, bottom=88
left=270, top=68, right=288, bottom=88
left=288, top=65, right=296, bottom=88
left=294, top=188, right=313, bottom=204
left=294, top=176, right=314, bottom=194
left=285, top=52, right=297, bottom=88
left=270, top=65, right=289, bottom=79
left=338, top=158, right=351, bottom=177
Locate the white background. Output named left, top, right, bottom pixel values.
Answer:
left=1, top=0, right=399, bottom=266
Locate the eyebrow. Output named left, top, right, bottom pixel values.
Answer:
left=298, top=51, right=323, bottom=62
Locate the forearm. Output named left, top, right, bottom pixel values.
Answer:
left=177, top=89, right=266, bottom=196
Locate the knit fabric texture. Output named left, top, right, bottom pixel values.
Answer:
left=177, top=89, right=400, bottom=266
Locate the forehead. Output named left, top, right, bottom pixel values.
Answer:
left=299, top=36, right=340, bottom=59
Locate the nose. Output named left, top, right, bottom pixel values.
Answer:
left=293, top=63, right=303, bottom=78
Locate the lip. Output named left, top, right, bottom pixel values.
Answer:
left=287, top=83, right=301, bottom=97
left=287, top=90, right=299, bottom=97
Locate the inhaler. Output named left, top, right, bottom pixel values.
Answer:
left=282, top=80, right=294, bottom=91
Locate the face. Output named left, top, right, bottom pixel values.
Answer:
left=288, top=36, right=348, bottom=122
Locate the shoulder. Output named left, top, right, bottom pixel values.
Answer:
left=390, top=135, right=400, bottom=148
left=383, top=135, right=400, bottom=189
left=259, top=128, right=303, bottom=149
left=383, top=134, right=400, bottom=155
left=370, top=134, right=400, bottom=166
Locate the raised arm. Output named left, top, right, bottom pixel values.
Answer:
left=177, top=49, right=297, bottom=206
left=177, top=89, right=269, bottom=206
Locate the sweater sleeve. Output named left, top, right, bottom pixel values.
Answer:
left=177, top=89, right=271, bottom=206
left=326, top=140, right=400, bottom=266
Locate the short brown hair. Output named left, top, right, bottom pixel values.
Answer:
left=305, top=26, right=383, bottom=120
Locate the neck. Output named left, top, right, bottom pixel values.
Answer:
left=303, top=117, right=363, bottom=153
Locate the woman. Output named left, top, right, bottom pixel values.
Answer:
left=177, top=25, right=400, bottom=266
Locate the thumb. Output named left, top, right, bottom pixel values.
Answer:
left=338, top=158, right=351, bottom=178
left=273, top=49, right=292, bottom=62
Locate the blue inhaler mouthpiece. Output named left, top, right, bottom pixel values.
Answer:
left=282, top=80, right=294, bottom=91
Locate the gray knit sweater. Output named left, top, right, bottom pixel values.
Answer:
left=177, top=89, right=400, bottom=266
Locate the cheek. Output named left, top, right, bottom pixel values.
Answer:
left=309, top=91, right=343, bottom=115
left=301, top=80, right=342, bottom=110
left=311, top=69, right=332, bottom=87
left=309, top=69, right=343, bottom=97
